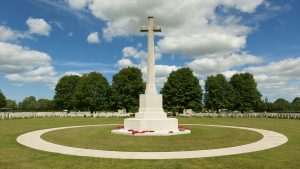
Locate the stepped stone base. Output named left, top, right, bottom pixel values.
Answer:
left=124, top=118, right=178, bottom=131
left=111, top=93, right=191, bottom=136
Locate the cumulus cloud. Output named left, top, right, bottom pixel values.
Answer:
left=26, top=17, right=51, bottom=36
left=68, top=0, right=88, bottom=10
left=122, top=45, right=162, bottom=65
left=0, top=42, right=58, bottom=87
left=65, top=0, right=300, bottom=100
left=188, top=52, right=262, bottom=77
left=122, top=46, right=147, bottom=59
left=244, top=57, right=300, bottom=101
left=0, top=25, right=30, bottom=42
left=117, top=58, right=135, bottom=68
left=87, top=32, right=100, bottom=44
left=86, top=0, right=263, bottom=56
left=246, top=57, right=300, bottom=78
left=141, top=65, right=179, bottom=88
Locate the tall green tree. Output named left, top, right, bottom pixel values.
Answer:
left=19, top=96, right=37, bottom=110
left=161, top=68, right=202, bottom=113
left=111, top=67, right=145, bottom=112
left=6, top=99, right=17, bottom=110
left=204, top=74, right=235, bottom=112
left=54, top=75, right=80, bottom=112
left=292, top=97, right=300, bottom=111
left=0, top=90, right=6, bottom=108
left=230, top=73, right=262, bottom=113
left=273, top=98, right=292, bottom=112
left=75, top=72, right=110, bottom=113
left=37, top=99, right=53, bottom=111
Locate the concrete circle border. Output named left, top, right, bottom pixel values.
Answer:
left=17, top=124, right=288, bottom=159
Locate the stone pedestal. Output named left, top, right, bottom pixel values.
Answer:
left=112, top=93, right=191, bottom=135
left=125, top=94, right=178, bottom=131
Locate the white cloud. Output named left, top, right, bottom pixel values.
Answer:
left=0, top=25, right=15, bottom=42
left=117, top=58, right=135, bottom=68
left=0, top=42, right=58, bottom=88
left=155, top=65, right=179, bottom=88
left=68, top=0, right=88, bottom=10
left=222, top=70, right=240, bottom=79
left=26, top=17, right=51, bottom=36
left=122, top=45, right=161, bottom=64
left=245, top=57, right=300, bottom=101
left=246, top=57, right=300, bottom=78
left=140, top=65, right=179, bottom=89
left=122, top=46, right=147, bottom=59
left=188, top=52, right=262, bottom=77
left=158, top=32, right=247, bottom=56
left=87, top=32, right=100, bottom=44
left=63, top=71, right=82, bottom=76
left=87, top=0, right=263, bottom=56
left=0, top=25, right=30, bottom=42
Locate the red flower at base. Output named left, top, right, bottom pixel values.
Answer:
left=115, top=125, right=124, bottom=130
left=178, top=125, right=189, bottom=131
left=128, top=129, right=155, bottom=135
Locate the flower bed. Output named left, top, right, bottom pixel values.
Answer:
left=128, top=129, right=155, bottom=135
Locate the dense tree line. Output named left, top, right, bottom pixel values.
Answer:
left=0, top=93, right=53, bottom=111
left=54, top=68, right=145, bottom=113
left=1, top=67, right=300, bottom=113
left=259, top=97, right=300, bottom=112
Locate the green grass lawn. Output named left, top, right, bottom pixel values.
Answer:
left=0, top=117, right=299, bottom=169
left=42, top=125, right=262, bottom=152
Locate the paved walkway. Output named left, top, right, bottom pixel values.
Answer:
left=17, top=124, right=288, bottom=159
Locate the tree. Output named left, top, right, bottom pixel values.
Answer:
left=54, top=75, right=80, bottom=112
left=37, top=99, right=53, bottom=111
left=204, top=74, right=235, bottom=112
left=292, top=97, right=300, bottom=111
left=75, top=72, right=110, bottom=113
left=161, top=68, right=202, bottom=113
left=19, top=96, right=37, bottom=110
left=111, top=67, right=145, bottom=112
left=0, top=90, right=6, bottom=108
left=273, top=98, right=292, bottom=112
left=230, top=73, right=262, bottom=113
left=6, top=99, right=17, bottom=110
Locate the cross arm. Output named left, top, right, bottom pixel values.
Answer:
left=140, top=26, right=148, bottom=32
left=140, top=26, right=162, bottom=32
left=153, top=26, right=161, bottom=32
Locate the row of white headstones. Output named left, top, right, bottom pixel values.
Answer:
left=0, top=112, right=131, bottom=119
left=180, top=112, right=300, bottom=119
left=1, top=112, right=300, bottom=120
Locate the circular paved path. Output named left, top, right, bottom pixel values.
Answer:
left=17, top=124, right=288, bottom=159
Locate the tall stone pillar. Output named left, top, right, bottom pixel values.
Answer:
left=145, top=16, right=157, bottom=94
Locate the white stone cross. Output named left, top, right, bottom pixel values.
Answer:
left=140, top=16, right=161, bottom=94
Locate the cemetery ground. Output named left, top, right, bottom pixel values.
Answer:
left=0, top=117, right=299, bottom=169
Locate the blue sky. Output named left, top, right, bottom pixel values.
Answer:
left=0, top=0, right=300, bottom=103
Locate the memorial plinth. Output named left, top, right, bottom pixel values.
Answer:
left=112, top=16, right=191, bottom=136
